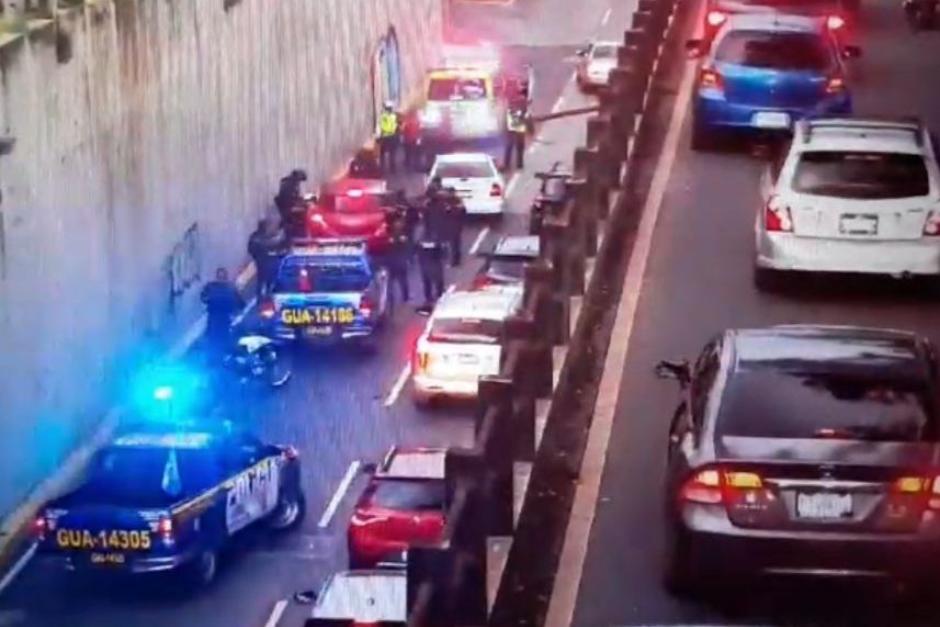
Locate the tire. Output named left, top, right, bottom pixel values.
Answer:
left=183, top=549, right=218, bottom=589
left=662, top=526, right=698, bottom=597
left=753, top=266, right=780, bottom=292
left=267, top=488, right=306, bottom=532
left=691, top=122, right=717, bottom=152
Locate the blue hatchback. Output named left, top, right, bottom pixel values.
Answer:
left=690, top=14, right=859, bottom=149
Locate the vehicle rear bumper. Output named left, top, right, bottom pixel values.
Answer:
left=412, top=375, right=479, bottom=400
left=756, top=231, right=940, bottom=276
left=677, top=506, right=940, bottom=580
left=40, top=550, right=196, bottom=575
left=270, top=323, right=378, bottom=343
left=347, top=534, right=407, bottom=568
left=694, top=93, right=852, bottom=133
left=464, top=198, right=505, bottom=215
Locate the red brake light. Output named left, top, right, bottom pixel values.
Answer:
left=472, top=274, right=492, bottom=289
left=764, top=195, right=793, bottom=232
left=893, top=474, right=940, bottom=509
left=259, top=298, right=276, bottom=319
left=824, top=75, right=845, bottom=95
left=359, top=296, right=374, bottom=318
left=679, top=467, right=765, bottom=505
left=490, top=183, right=502, bottom=197
left=158, top=516, right=174, bottom=541
left=706, top=10, right=727, bottom=27
left=826, top=14, right=845, bottom=29
left=33, top=515, right=47, bottom=539
left=924, top=211, right=940, bottom=236
left=699, top=67, right=723, bottom=91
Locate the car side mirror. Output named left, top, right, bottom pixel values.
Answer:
left=361, top=461, right=378, bottom=474
left=655, top=359, right=690, bottom=384
left=685, top=39, right=704, bottom=57
left=842, top=45, right=862, bottom=59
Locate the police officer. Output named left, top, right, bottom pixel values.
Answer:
left=504, top=106, right=528, bottom=171
left=422, top=181, right=449, bottom=245
left=247, top=218, right=286, bottom=298
left=416, top=227, right=446, bottom=312
left=386, top=219, right=411, bottom=305
left=274, top=169, right=309, bottom=239
left=377, top=102, right=400, bottom=174
left=348, top=148, right=382, bottom=179
left=200, top=267, right=245, bottom=360
left=442, top=187, right=466, bottom=267
left=391, top=190, right=420, bottom=249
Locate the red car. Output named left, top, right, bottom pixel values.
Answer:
left=307, top=178, right=391, bottom=253
left=347, top=447, right=447, bottom=569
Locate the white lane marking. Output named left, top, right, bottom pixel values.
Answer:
left=470, top=227, right=491, bottom=255
left=544, top=43, right=699, bottom=627
left=0, top=543, right=35, bottom=595
left=233, top=296, right=258, bottom=327
left=601, top=7, right=612, bottom=25
left=550, top=73, right=576, bottom=115
left=262, top=599, right=288, bottom=627
left=384, top=364, right=413, bottom=408
left=505, top=173, right=521, bottom=197
left=317, top=461, right=361, bottom=529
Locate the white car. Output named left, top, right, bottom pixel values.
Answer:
left=428, top=153, right=506, bottom=216
left=754, top=117, right=940, bottom=288
left=575, top=41, right=619, bottom=89
left=412, top=289, right=523, bottom=405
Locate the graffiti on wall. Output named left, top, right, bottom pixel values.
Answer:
left=166, top=222, right=201, bottom=305
left=371, top=27, right=402, bottom=130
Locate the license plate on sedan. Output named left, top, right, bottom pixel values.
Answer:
left=457, top=354, right=479, bottom=365
left=839, top=214, right=878, bottom=236
left=796, top=492, right=852, bottom=520
left=751, top=112, right=791, bottom=129
left=304, top=326, right=333, bottom=338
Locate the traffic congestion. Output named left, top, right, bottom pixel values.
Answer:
left=4, top=0, right=940, bottom=623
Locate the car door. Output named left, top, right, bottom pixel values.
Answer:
left=222, top=435, right=281, bottom=535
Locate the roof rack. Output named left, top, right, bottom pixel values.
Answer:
left=801, top=116, right=923, bottom=146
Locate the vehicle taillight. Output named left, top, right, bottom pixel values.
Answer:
left=764, top=195, right=793, bottom=232
left=706, top=10, right=727, bottom=27
left=472, top=274, right=492, bottom=289
left=679, top=467, right=765, bottom=505
left=893, top=475, right=940, bottom=509
left=360, top=296, right=374, bottom=319
left=826, top=14, right=845, bottom=29
left=490, top=183, right=503, bottom=197
left=158, top=516, right=174, bottom=543
left=824, top=75, right=846, bottom=95
left=259, top=298, right=276, bottom=319
left=699, top=67, right=723, bottom=91
left=33, top=515, right=47, bottom=540
left=923, top=211, right=940, bottom=236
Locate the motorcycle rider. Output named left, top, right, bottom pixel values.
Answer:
left=274, top=169, right=309, bottom=240
left=247, top=218, right=286, bottom=298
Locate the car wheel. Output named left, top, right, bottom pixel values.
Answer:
left=184, top=549, right=218, bottom=588
left=691, top=121, right=717, bottom=152
left=753, top=266, right=780, bottom=292
left=268, top=489, right=306, bottom=532
left=662, top=526, right=698, bottom=597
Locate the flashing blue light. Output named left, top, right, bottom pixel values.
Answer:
left=153, top=386, right=174, bottom=402
left=130, top=360, right=209, bottom=422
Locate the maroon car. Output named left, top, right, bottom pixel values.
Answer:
left=347, top=447, right=447, bottom=569
left=307, top=178, right=391, bottom=253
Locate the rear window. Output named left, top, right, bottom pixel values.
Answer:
left=429, top=317, right=502, bottom=344
left=434, top=161, right=494, bottom=179
left=276, top=259, right=371, bottom=293
left=371, top=480, right=445, bottom=511
left=715, top=31, right=833, bottom=71
left=591, top=44, right=617, bottom=59
left=487, top=258, right=526, bottom=282
left=85, top=447, right=219, bottom=507
left=793, top=151, right=930, bottom=199
left=718, top=369, right=936, bottom=441
left=427, top=77, right=489, bottom=101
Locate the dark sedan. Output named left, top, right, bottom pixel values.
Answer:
left=658, top=325, right=940, bottom=595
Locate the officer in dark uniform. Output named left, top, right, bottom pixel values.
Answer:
left=390, top=190, right=420, bottom=251
left=200, top=267, right=245, bottom=360
left=247, top=218, right=286, bottom=298
left=348, top=148, right=382, bottom=179
left=386, top=219, right=411, bottom=305
left=416, top=228, right=446, bottom=313
left=274, top=169, right=309, bottom=239
left=442, top=187, right=467, bottom=267
left=422, top=179, right=448, bottom=244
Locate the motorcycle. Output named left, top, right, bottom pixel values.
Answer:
left=905, top=0, right=937, bottom=30
left=223, top=333, right=292, bottom=389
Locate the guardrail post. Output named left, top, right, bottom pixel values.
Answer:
left=478, top=376, right=517, bottom=537
left=539, top=218, right=571, bottom=345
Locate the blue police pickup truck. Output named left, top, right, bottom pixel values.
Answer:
left=259, top=240, right=390, bottom=347
left=34, top=421, right=305, bottom=587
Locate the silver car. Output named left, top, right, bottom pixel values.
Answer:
left=576, top=41, right=619, bottom=89
left=754, top=117, right=940, bottom=289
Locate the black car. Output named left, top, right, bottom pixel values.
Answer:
left=34, top=421, right=305, bottom=587
left=659, top=325, right=940, bottom=595
left=472, top=235, right=540, bottom=290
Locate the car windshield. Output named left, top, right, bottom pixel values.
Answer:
left=429, top=317, right=502, bottom=344
left=84, top=447, right=219, bottom=507
left=718, top=368, right=935, bottom=441
left=715, top=31, right=832, bottom=71
left=434, top=161, right=494, bottom=179
left=370, top=479, right=445, bottom=511
left=592, top=44, right=617, bottom=59
left=427, top=77, right=489, bottom=101
left=276, top=260, right=371, bottom=293
left=792, top=151, right=930, bottom=199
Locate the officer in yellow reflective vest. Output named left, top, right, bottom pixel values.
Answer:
left=377, top=102, right=400, bottom=174
left=503, top=105, right=528, bottom=171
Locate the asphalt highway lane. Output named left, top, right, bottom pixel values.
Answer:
left=0, top=0, right=627, bottom=625
left=572, top=2, right=940, bottom=626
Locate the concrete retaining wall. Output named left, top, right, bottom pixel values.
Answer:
left=0, top=0, right=442, bottom=515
